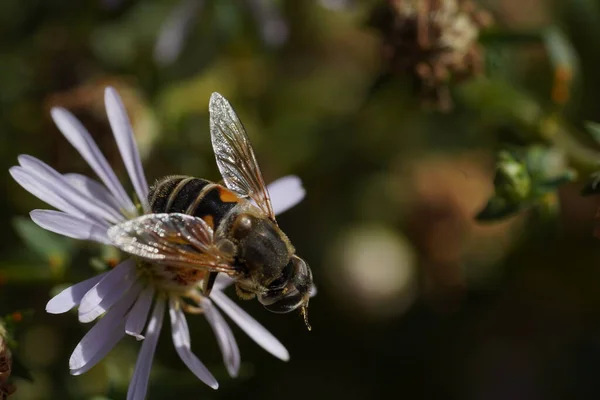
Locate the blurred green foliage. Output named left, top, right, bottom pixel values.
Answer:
left=3, top=0, right=600, bottom=399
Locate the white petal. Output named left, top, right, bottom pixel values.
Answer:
left=267, top=175, right=305, bottom=216
left=18, top=155, right=124, bottom=224
left=310, top=284, right=317, bottom=297
left=213, top=273, right=234, bottom=291
left=51, top=107, right=136, bottom=214
left=70, top=323, right=125, bottom=375
left=125, top=285, right=155, bottom=340
left=78, top=259, right=138, bottom=323
left=10, top=166, right=86, bottom=218
left=46, top=272, right=108, bottom=314
left=104, top=87, right=150, bottom=213
left=127, top=297, right=166, bottom=400
left=69, top=286, right=141, bottom=370
left=153, top=0, right=203, bottom=66
left=169, top=300, right=219, bottom=389
left=201, top=298, right=240, bottom=378
left=211, top=291, right=289, bottom=361
left=30, top=210, right=111, bottom=244
left=64, top=173, right=122, bottom=211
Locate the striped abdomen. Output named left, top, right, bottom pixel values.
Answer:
left=148, top=175, right=240, bottom=230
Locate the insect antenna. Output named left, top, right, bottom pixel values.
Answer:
left=301, top=304, right=311, bottom=331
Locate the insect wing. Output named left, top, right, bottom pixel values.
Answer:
left=209, top=92, right=275, bottom=220
left=107, top=213, right=235, bottom=273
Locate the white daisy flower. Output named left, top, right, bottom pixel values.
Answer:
left=9, top=87, right=306, bottom=400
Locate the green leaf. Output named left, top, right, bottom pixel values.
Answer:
left=580, top=122, right=600, bottom=195
left=536, top=172, right=577, bottom=193
left=475, top=196, right=522, bottom=221
left=543, top=27, right=579, bottom=73
left=11, top=217, right=72, bottom=276
left=0, top=262, right=55, bottom=283
left=457, top=78, right=544, bottom=132
left=581, top=171, right=600, bottom=195
left=585, top=121, right=600, bottom=145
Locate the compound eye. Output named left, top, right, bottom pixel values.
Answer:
left=263, top=291, right=305, bottom=314
left=291, top=255, right=308, bottom=274
left=268, top=275, right=287, bottom=292
left=289, top=256, right=312, bottom=293
left=267, top=259, right=293, bottom=291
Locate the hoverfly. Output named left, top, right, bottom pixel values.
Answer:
left=108, top=93, right=313, bottom=329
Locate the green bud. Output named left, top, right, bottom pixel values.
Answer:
left=494, top=151, right=532, bottom=203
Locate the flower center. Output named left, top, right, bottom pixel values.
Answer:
left=136, top=261, right=209, bottom=295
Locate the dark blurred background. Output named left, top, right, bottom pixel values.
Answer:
left=3, top=0, right=600, bottom=399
